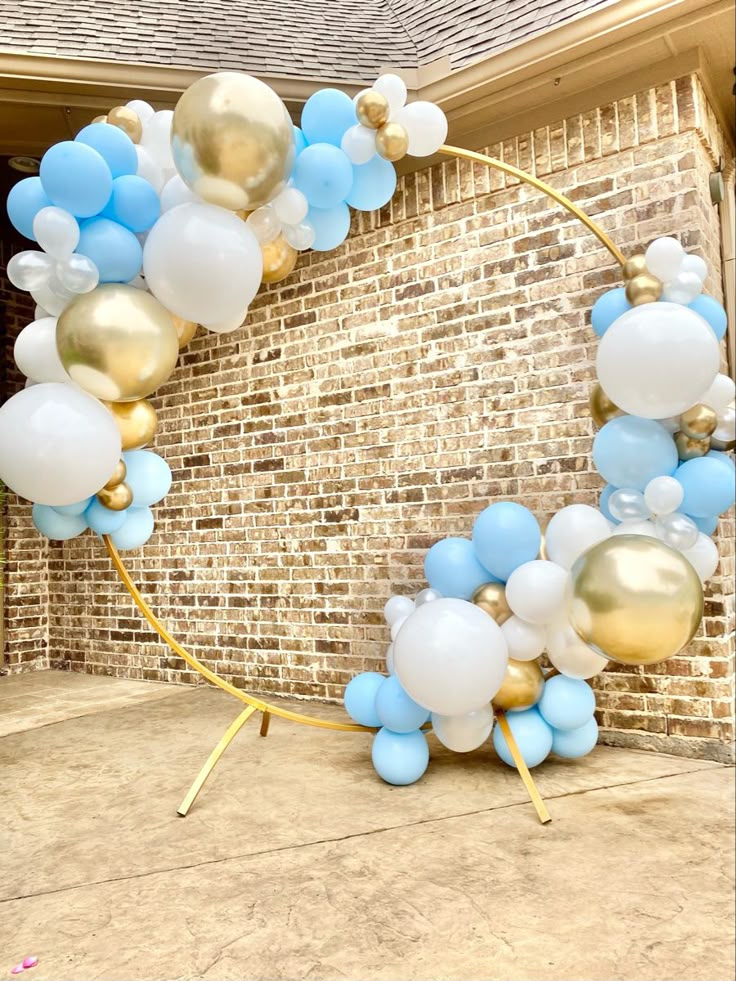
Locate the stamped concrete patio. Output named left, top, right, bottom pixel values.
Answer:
left=1, top=672, right=734, bottom=981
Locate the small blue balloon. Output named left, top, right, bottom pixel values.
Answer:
left=538, top=675, right=596, bottom=731
left=688, top=295, right=727, bottom=341
left=292, top=143, right=353, bottom=208
left=599, top=484, right=621, bottom=524
left=7, top=176, right=52, bottom=240
left=52, top=497, right=93, bottom=516
left=32, top=503, right=87, bottom=541
left=424, top=537, right=497, bottom=601
left=301, top=88, right=357, bottom=147
left=691, top=514, right=718, bottom=535
left=345, top=156, right=397, bottom=212
left=84, top=498, right=128, bottom=535
left=293, top=126, right=307, bottom=156
left=371, top=727, right=429, bottom=785
left=593, top=415, right=678, bottom=491
left=39, top=141, right=113, bottom=218
left=344, top=672, right=384, bottom=727
left=375, top=676, right=430, bottom=734
left=551, top=717, right=599, bottom=759
left=308, top=204, right=351, bottom=251
left=110, top=506, right=154, bottom=550
left=493, top=708, right=553, bottom=769
left=75, top=122, right=138, bottom=178
left=590, top=287, right=631, bottom=337
left=472, top=502, right=541, bottom=582
left=123, top=450, right=172, bottom=507
left=102, top=175, right=160, bottom=232
left=675, top=456, right=736, bottom=517
left=76, top=218, right=142, bottom=283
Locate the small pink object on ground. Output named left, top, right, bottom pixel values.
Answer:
left=11, top=966, right=24, bottom=975
left=23, top=958, right=39, bottom=969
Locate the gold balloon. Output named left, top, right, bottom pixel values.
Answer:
left=103, top=459, right=127, bottom=489
left=568, top=535, right=703, bottom=666
left=625, top=273, right=663, bottom=306
left=355, top=90, right=390, bottom=129
left=492, top=658, right=545, bottom=712
left=171, top=315, right=198, bottom=349
left=102, top=398, right=158, bottom=451
left=679, top=403, right=717, bottom=440
left=57, top=285, right=179, bottom=402
left=621, top=253, right=647, bottom=282
left=590, top=383, right=623, bottom=428
left=171, top=71, right=295, bottom=211
left=376, top=122, right=409, bottom=162
left=472, top=582, right=512, bottom=625
left=97, top=481, right=134, bottom=511
left=107, top=105, right=143, bottom=143
left=260, top=233, right=298, bottom=284
left=91, top=114, right=107, bottom=124
left=675, top=431, right=710, bottom=461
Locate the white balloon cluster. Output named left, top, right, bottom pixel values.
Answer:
left=246, top=185, right=315, bottom=252
left=645, top=236, right=707, bottom=304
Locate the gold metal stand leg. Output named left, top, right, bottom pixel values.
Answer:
left=177, top=704, right=258, bottom=817
left=495, top=710, right=552, bottom=824
left=259, top=710, right=271, bottom=737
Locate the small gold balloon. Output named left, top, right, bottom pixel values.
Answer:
left=107, top=105, right=143, bottom=143
left=103, top=459, right=127, bottom=490
left=568, top=535, right=703, bottom=666
left=626, top=273, right=663, bottom=306
left=621, top=254, right=647, bottom=282
left=710, top=434, right=736, bottom=451
left=102, top=398, right=158, bottom=451
left=355, top=90, right=390, bottom=129
left=260, top=233, right=298, bottom=285
left=57, top=285, right=179, bottom=402
left=589, top=383, right=623, bottom=428
left=171, top=71, right=295, bottom=211
left=472, top=582, right=512, bottom=625
left=96, top=481, right=134, bottom=512
left=675, top=431, right=710, bottom=461
left=680, top=403, right=717, bottom=440
left=375, top=121, right=409, bottom=162
left=492, top=658, right=545, bottom=712
left=171, top=315, right=198, bottom=349
left=91, top=114, right=108, bottom=124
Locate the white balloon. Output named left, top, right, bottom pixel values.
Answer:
left=680, top=253, right=708, bottom=283
left=713, top=405, right=736, bottom=443
left=656, top=415, right=680, bottom=434
left=125, top=99, right=156, bottom=125
left=546, top=622, right=608, bottom=679
left=33, top=206, right=79, bottom=259
left=273, top=187, right=308, bottom=226
left=394, top=102, right=448, bottom=156
left=373, top=74, right=408, bottom=115
left=384, top=594, right=415, bottom=625
left=201, top=308, right=249, bottom=334
left=386, top=643, right=395, bottom=675
left=30, top=278, right=74, bottom=316
left=645, top=236, right=684, bottom=282
left=394, top=598, right=508, bottom=716
left=608, top=489, right=651, bottom=522
left=160, top=174, right=200, bottom=212
left=415, top=588, right=442, bottom=607
left=34, top=304, right=49, bottom=319
left=56, top=254, right=99, bottom=294
left=431, top=705, right=494, bottom=753
left=662, top=270, right=702, bottom=304
left=390, top=616, right=408, bottom=641
left=143, top=203, right=262, bottom=324
left=135, top=145, right=164, bottom=193
left=644, top=476, right=684, bottom=515
left=611, top=519, right=657, bottom=537
left=500, top=615, right=547, bottom=662
left=654, top=512, right=699, bottom=550
left=0, top=383, right=121, bottom=506
left=14, top=317, right=68, bottom=383
left=505, top=560, right=568, bottom=626
left=7, top=250, right=54, bottom=291
left=680, top=532, right=719, bottom=582
left=246, top=206, right=281, bottom=244
left=545, top=504, right=611, bottom=570
left=700, top=373, right=736, bottom=413
left=596, top=303, right=720, bottom=418
left=283, top=220, right=315, bottom=251
left=141, top=109, right=174, bottom=171
left=340, top=124, right=377, bottom=165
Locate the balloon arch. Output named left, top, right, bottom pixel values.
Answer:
left=1, top=72, right=733, bottom=821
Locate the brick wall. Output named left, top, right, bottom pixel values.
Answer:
left=3, top=73, right=734, bottom=760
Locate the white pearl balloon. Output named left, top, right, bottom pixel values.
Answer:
left=33, top=206, right=80, bottom=259
left=608, top=489, right=651, bottom=522
left=394, top=102, right=448, bottom=156
left=680, top=532, right=719, bottom=582
left=700, top=373, right=736, bottom=413
left=340, top=124, right=377, bottom=164
left=431, top=705, right=494, bottom=753
left=546, top=622, right=608, bottom=679
left=125, top=99, right=156, bottom=125
left=713, top=405, right=736, bottom=443
left=14, top=317, right=69, bottom=383
left=662, top=271, right=703, bottom=304
left=56, top=254, right=99, bottom=294
left=373, top=74, right=408, bottom=115
left=201, top=308, right=249, bottom=334
left=545, top=504, right=611, bottom=570
left=680, top=253, right=708, bottom=283
left=141, top=109, right=174, bottom=171
left=611, top=519, right=657, bottom=537
left=386, top=643, right=395, bottom=675
left=645, top=236, right=684, bottom=282
left=135, top=145, right=164, bottom=193
left=245, top=206, right=281, bottom=245
left=500, top=615, right=547, bottom=662
left=160, top=174, right=200, bottom=212
left=390, top=615, right=408, bottom=641
left=384, top=594, right=415, bottom=626
left=283, top=220, right=315, bottom=252
left=415, top=588, right=442, bottom=607
left=505, top=560, right=568, bottom=625
left=273, top=187, right=308, bottom=226
left=654, top=512, right=699, bottom=550
left=6, top=250, right=54, bottom=291
left=30, top=278, right=74, bottom=317
left=644, top=476, right=684, bottom=515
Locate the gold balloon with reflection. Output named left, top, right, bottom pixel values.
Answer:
left=102, top=398, right=158, bottom=451
left=97, top=481, right=134, bottom=512
left=376, top=122, right=409, bottom=162
left=260, top=233, right=298, bottom=284
left=590, top=383, right=623, bottom=428
left=91, top=114, right=107, bottom=124
left=621, top=253, right=647, bottom=282
left=625, top=273, right=662, bottom=306
left=675, top=431, right=710, bottom=461
left=568, top=535, right=703, bottom=666
left=171, top=71, right=295, bottom=211
left=679, top=403, right=717, bottom=440
left=492, top=658, right=545, bottom=712
left=57, top=285, right=179, bottom=402
left=103, top=459, right=127, bottom=490
left=472, top=582, right=512, bottom=625
left=355, top=90, right=390, bottom=129
left=107, top=105, right=143, bottom=143
left=171, top=315, right=198, bottom=349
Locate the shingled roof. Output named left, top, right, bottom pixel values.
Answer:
left=0, top=0, right=615, bottom=80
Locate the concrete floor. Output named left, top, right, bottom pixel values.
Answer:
left=1, top=673, right=734, bottom=981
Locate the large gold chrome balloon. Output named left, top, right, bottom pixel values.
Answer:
left=171, top=315, right=198, bottom=349
left=355, top=90, right=389, bottom=129
left=590, top=383, right=623, bottom=428
left=675, top=431, right=710, bottom=461
left=260, top=233, right=298, bottom=284
left=102, top=398, right=158, bottom=451
left=97, top=481, right=134, bottom=511
left=472, top=582, right=512, bottom=625
left=679, top=402, right=717, bottom=440
left=171, top=72, right=295, bottom=211
left=57, top=285, right=179, bottom=402
left=568, top=535, right=703, bottom=666
left=107, top=105, right=142, bottom=143
left=492, top=658, right=545, bottom=712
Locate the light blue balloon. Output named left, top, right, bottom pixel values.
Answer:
left=344, top=671, right=384, bottom=727
left=52, top=497, right=93, bottom=516
left=424, top=537, right=497, bottom=601
left=32, top=504, right=87, bottom=541
left=551, top=717, right=599, bottom=759
left=110, top=506, right=154, bottom=550
left=345, top=156, right=397, bottom=211
left=84, top=498, right=128, bottom=535
left=39, top=141, right=113, bottom=218
left=599, top=484, right=621, bottom=524
left=675, top=456, right=736, bottom=517
left=371, top=727, right=429, bottom=785
left=76, top=218, right=142, bottom=283
left=472, top=502, right=541, bottom=582
left=375, top=676, right=430, bottom=734
left=707, top=449, right=735, bottom=472
left=691, top=514, right=718, bottom=535
left=122, top=450, right=172, bottom=507
left=493, top=708, right=553, bottom=769
left=593, top=416, right=678, bottom=490
left=293, top=126, right=307, bottom=156
left=538, top=675, right=596, bottom=731
left=75, top=122, right=138, bottom=178
left=308, top=204, right=351, bottom=251
left=7, top=176, right=52, bottom=240
left=292, top=143, right=353, bottom=208
left=301, top=88, right=357, bottom=147
left=590, top=287, right=631, bottom=337
left=101, top=175, right=160, bottom=232
left=688, top=295, right=727, bottom=341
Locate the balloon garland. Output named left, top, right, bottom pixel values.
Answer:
left=1, top=71, right=734, bottom=805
